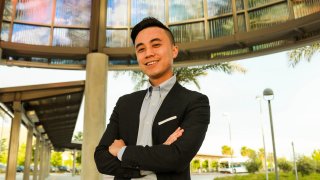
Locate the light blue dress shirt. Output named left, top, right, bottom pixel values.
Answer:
left=117, top=75, right=177, bottom=179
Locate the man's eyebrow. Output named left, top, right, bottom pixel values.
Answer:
left=135, top=43, right=143, bottom=49
left=135, top=38, right=162, bottom=49
left=150, top=38, right=161, bottom=43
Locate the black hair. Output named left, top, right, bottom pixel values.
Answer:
left=131, top=17, right=175, bottom=45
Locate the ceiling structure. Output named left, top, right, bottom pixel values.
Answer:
left=0, top=0, right=319, bottom=70
left=0, top=81, right=85, bottom=150
left=0, top=0, right=320, bottom=150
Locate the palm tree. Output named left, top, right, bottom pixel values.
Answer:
left=288, top=42, right=320, bottom=67
left=115, top=62, right=246, bottom=90
left=221, top=145, right=234, bottom=155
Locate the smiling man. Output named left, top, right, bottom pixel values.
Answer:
left=94, top=17, right=210, bottom=180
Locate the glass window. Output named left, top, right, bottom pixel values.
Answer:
left=55, top=0, right=91, bottom=26
left=169, top=0, right=204, bottom=22
left=292, top=0, right=320, bottom=18
left=15, top=0, right=53, bottom=24
left=249, top=3, right=289, bottom=30
left=131, top=0, right=165, bottom=26
left=53, top=28, right=89, bottom=47
left=1, top=22, right=10, bottom=41
left=12, top=24, right=50, bottom=45
left=248, top=0, right=280, bottom=9
left=107, top=0, right=128, bottom=26
left=209, top=16, right=234, bottom=38
left=106, top=29, right=129, bottom=47
left=3, top=0, right=13, bottom=21
left=236, top=0, right=244, bottom=11
left=237, top=13, right=246, bottom=32
left=207, top=0, right=232, bottom=17
left=169, top=22, right=205, bottom=43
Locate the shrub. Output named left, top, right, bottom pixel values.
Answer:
left=244, top=159, right=261, bottom=173
left=278, top=158, right=293, bottom=172
left=297, top=156, right=315, bottom=176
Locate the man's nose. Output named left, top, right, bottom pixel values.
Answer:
left=145, top=47, right=155, bottom=58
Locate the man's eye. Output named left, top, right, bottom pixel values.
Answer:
left=137, top=48, right=145, bottom=53
left=153, top=44, right=161, bottom=47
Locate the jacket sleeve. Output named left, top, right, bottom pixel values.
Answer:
left=94, top=97, right=142, bottom=178
left=121, top=94, right=210, bottom=173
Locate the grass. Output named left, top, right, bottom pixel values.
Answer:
left=214, top=172, right=320, bottom=180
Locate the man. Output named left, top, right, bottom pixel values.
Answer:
left=94, top=17, right=210, bottom=180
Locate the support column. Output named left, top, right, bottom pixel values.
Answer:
left=81, top=53, right=108, bottom=180
left=45, top=146, right=50, bottom=178
left=23, top=126, right=34, bottom=180
left=33, top=135, right=40, bottom=180
left=39, top=140, right=45, bottom=180
left=5, top=100, right=22, bottom=180
left=72, top=149, right=76, bottom=176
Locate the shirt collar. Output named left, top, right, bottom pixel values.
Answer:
left=146, top=75, right=176, bottom=97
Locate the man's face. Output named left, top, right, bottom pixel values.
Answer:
left=134, top=27, right=178, bottom=85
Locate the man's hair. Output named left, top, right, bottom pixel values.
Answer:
left=131, top=17, right=175, bottom=45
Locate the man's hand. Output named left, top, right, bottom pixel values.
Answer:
left=109, top=139, right=126, bottom=156
left=163, top=127, right=184, bottom=145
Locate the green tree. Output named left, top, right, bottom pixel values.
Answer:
left=72, top=131, right=83, bottom=165
left=240, top=146, right=257, bottom=159
left=312, top=149, right=320, bottom=173
left=116, top=62, right=246, bottom=90
left=288, top=42, right=320, bottom=67
left=0, top=138, right=7, bottom=163
left=278, top=157, right=293, bottom=172
left=17, top=143, right=26, bottom=166
left=201, top=160, right=209, bottom=172
left=191, top=159, right=200, bottom=172
left=210, top=160, right=218, bottom=172
left=297, top=156, right=315, bottom=176
left=221, top=145, right=234, bottom=155
left=51, top=151, right=63, bottom=167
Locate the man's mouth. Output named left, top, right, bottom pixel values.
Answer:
left=145, top=60, right=159, bottom=66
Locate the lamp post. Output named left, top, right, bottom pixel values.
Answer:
left=256, top=96, right=268, bottom=180
left=292, top=142, right=299, bottom=180
left=223, top=113, right=233, bottom=173
left=263, top=88, right=279, bottom=180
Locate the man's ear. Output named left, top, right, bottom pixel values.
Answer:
left=172, top=45, right=179, bottom=59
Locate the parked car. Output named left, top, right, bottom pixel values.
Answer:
left=50, top=166, right=57, bottom=172
left=57, top=166, right=69, bottom=172
left=16, top=165, right=24, bottom=172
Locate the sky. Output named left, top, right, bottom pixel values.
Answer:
left=0, top=50, right=319, bottom=160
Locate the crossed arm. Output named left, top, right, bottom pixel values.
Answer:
left=108, top=127, right=184, bottom=157
left=94, top=94, right=210, bottom=178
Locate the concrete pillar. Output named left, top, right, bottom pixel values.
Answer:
left=39, top=140, right=45, bottom=180
left=33, top=135, right=40, bottom=180
left=45, top=146, right=50, bottom=178
left=5, top=100, right=22, bottom=180
left=81, top=53, right=108, bottom=180
left=23, top=126, right=34, bottom=180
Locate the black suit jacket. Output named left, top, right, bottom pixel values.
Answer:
left=94, top=82, right=210, bottom=180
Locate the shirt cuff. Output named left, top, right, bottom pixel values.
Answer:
left=117, top=146, right=126, bottom=161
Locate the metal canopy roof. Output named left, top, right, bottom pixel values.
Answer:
left=0, top=81, right=85, bottom=150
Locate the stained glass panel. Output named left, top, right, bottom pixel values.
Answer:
left=131, top=0, right=165, bottom=26
left=15, top=0, right=52, bottom=24
left=1, top=23, right=10, bottom=41
left=107, top=0, right=128, bottom=26
left=53, top=28, right=89, bottom=47
left=3, top=0, right=13, bottom=21
left=12, top=24, right=50, bottom=45
left=170, top=22, right=205, bottom=43
left=55, top=0, right=91, bottom=26
left=106, top=29, right=128, bottom=47
left=169, top=0, right=204, bottom=22
left=207, top=0, right=232, bottom=17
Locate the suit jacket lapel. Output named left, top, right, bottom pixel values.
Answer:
left=125, top=89, right=147, bottom=145
left=153, top=82, right=182, bottom=127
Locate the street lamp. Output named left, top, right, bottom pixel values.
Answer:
left=223, top=113, right=233, bottom=173
left=256, top=96, right=268, bottom=180
left=263, top=88, right=279, bottom=180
